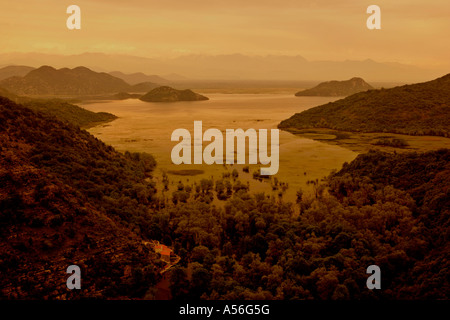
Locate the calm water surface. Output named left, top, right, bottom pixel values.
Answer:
left=83, top=94, right=357, bottom=201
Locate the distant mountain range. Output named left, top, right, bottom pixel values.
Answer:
left=279, top=73, right=450, bottom=137
left=295, top=77, right=373, bottom=97
left=129, top=82, right=159, bottom=93
left=0, top=66, right=130, bottom=96
left=0, top=52, right=442, bottom=82
left=109, top=71, right=169, bottom=85
left=0, top=66, right=164, bottom=96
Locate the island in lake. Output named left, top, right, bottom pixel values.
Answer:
left=283, top=74, right=450, bottom=137
left=295, top=77, right=373, bottom=97
left=139, top=86, right=209, bottom=102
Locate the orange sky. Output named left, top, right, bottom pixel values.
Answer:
left=1, top=0, right=449, bottom=68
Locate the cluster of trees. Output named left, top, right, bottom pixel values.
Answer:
left=279, top=73, right=450, bottom=137
left=150, top=149, right=449, bottom=300
left=167, top=166, right=290, bottom=206
left=170, top=177, right=250, bottom=205
left=373, top=138, right=409, bottom=148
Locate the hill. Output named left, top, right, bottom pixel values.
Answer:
left=279, top=74, right=450, bottom=137
left=109, top=71, right=169, bottom=85
left=0, top=88, right=117, bottom=128
left=0, top=66, right=131, bottom=96
left=295, top=77, right=373, bottom=97
left=0, top=97, right=163, bottom=299
left=23, top=99, right=117, bottom=128
left=0, top=65, right=35, bottom=81
left=326, top=149, right=450, bottom=298
left=139, top=86, right=209, bottom=102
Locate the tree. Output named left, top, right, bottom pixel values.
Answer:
left=190, top=263, right=212, bottom=298
left=169, top=266, right=190, bottom=299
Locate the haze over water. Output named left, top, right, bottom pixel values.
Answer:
left=83, top=94, right=357, bottom=201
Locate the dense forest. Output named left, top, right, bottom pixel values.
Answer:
left=0, top=95, right=448, bottom=300
left=154, top=149, right=449, bottom=300
left=280, top=73, right=450, bottom=137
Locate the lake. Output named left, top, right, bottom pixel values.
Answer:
left=82, top=94, right=357, bottom=202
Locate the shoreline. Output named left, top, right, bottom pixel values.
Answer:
left=281, top=127, right=450, bottom=154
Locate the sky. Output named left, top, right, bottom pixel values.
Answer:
left=0, top=0, right=449, bottom=68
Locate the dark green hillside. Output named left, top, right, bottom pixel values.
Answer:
left=23, top=99, right=117, bottom=128
left=280, top=74, right=450, bottom=137
left=328, top=149, right=450, bottom=298
left=0, top=97, right=161, bottom=299
left=0, top=89, right=117, bottom=128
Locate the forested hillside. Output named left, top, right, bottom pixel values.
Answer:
left=156, top=150, right=449, bottom=299
left=23, top=99, right=117, bottom=128
left=0, top=97, right=161, bottom=299
left=280, top=74, right=450, bottom=137
left=0, top=90, right=117, bottom=128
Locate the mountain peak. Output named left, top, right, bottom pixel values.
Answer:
left=35, top=65, right=57, bottom=71
left=72, top=66, right=92, bottom=72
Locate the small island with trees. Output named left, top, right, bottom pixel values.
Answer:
left=140, top=86, right=209, bottom=102
left=295, top=77, right=373, bottom=97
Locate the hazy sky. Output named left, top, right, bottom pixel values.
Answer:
left=1, top=0, right=449, bottom=68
